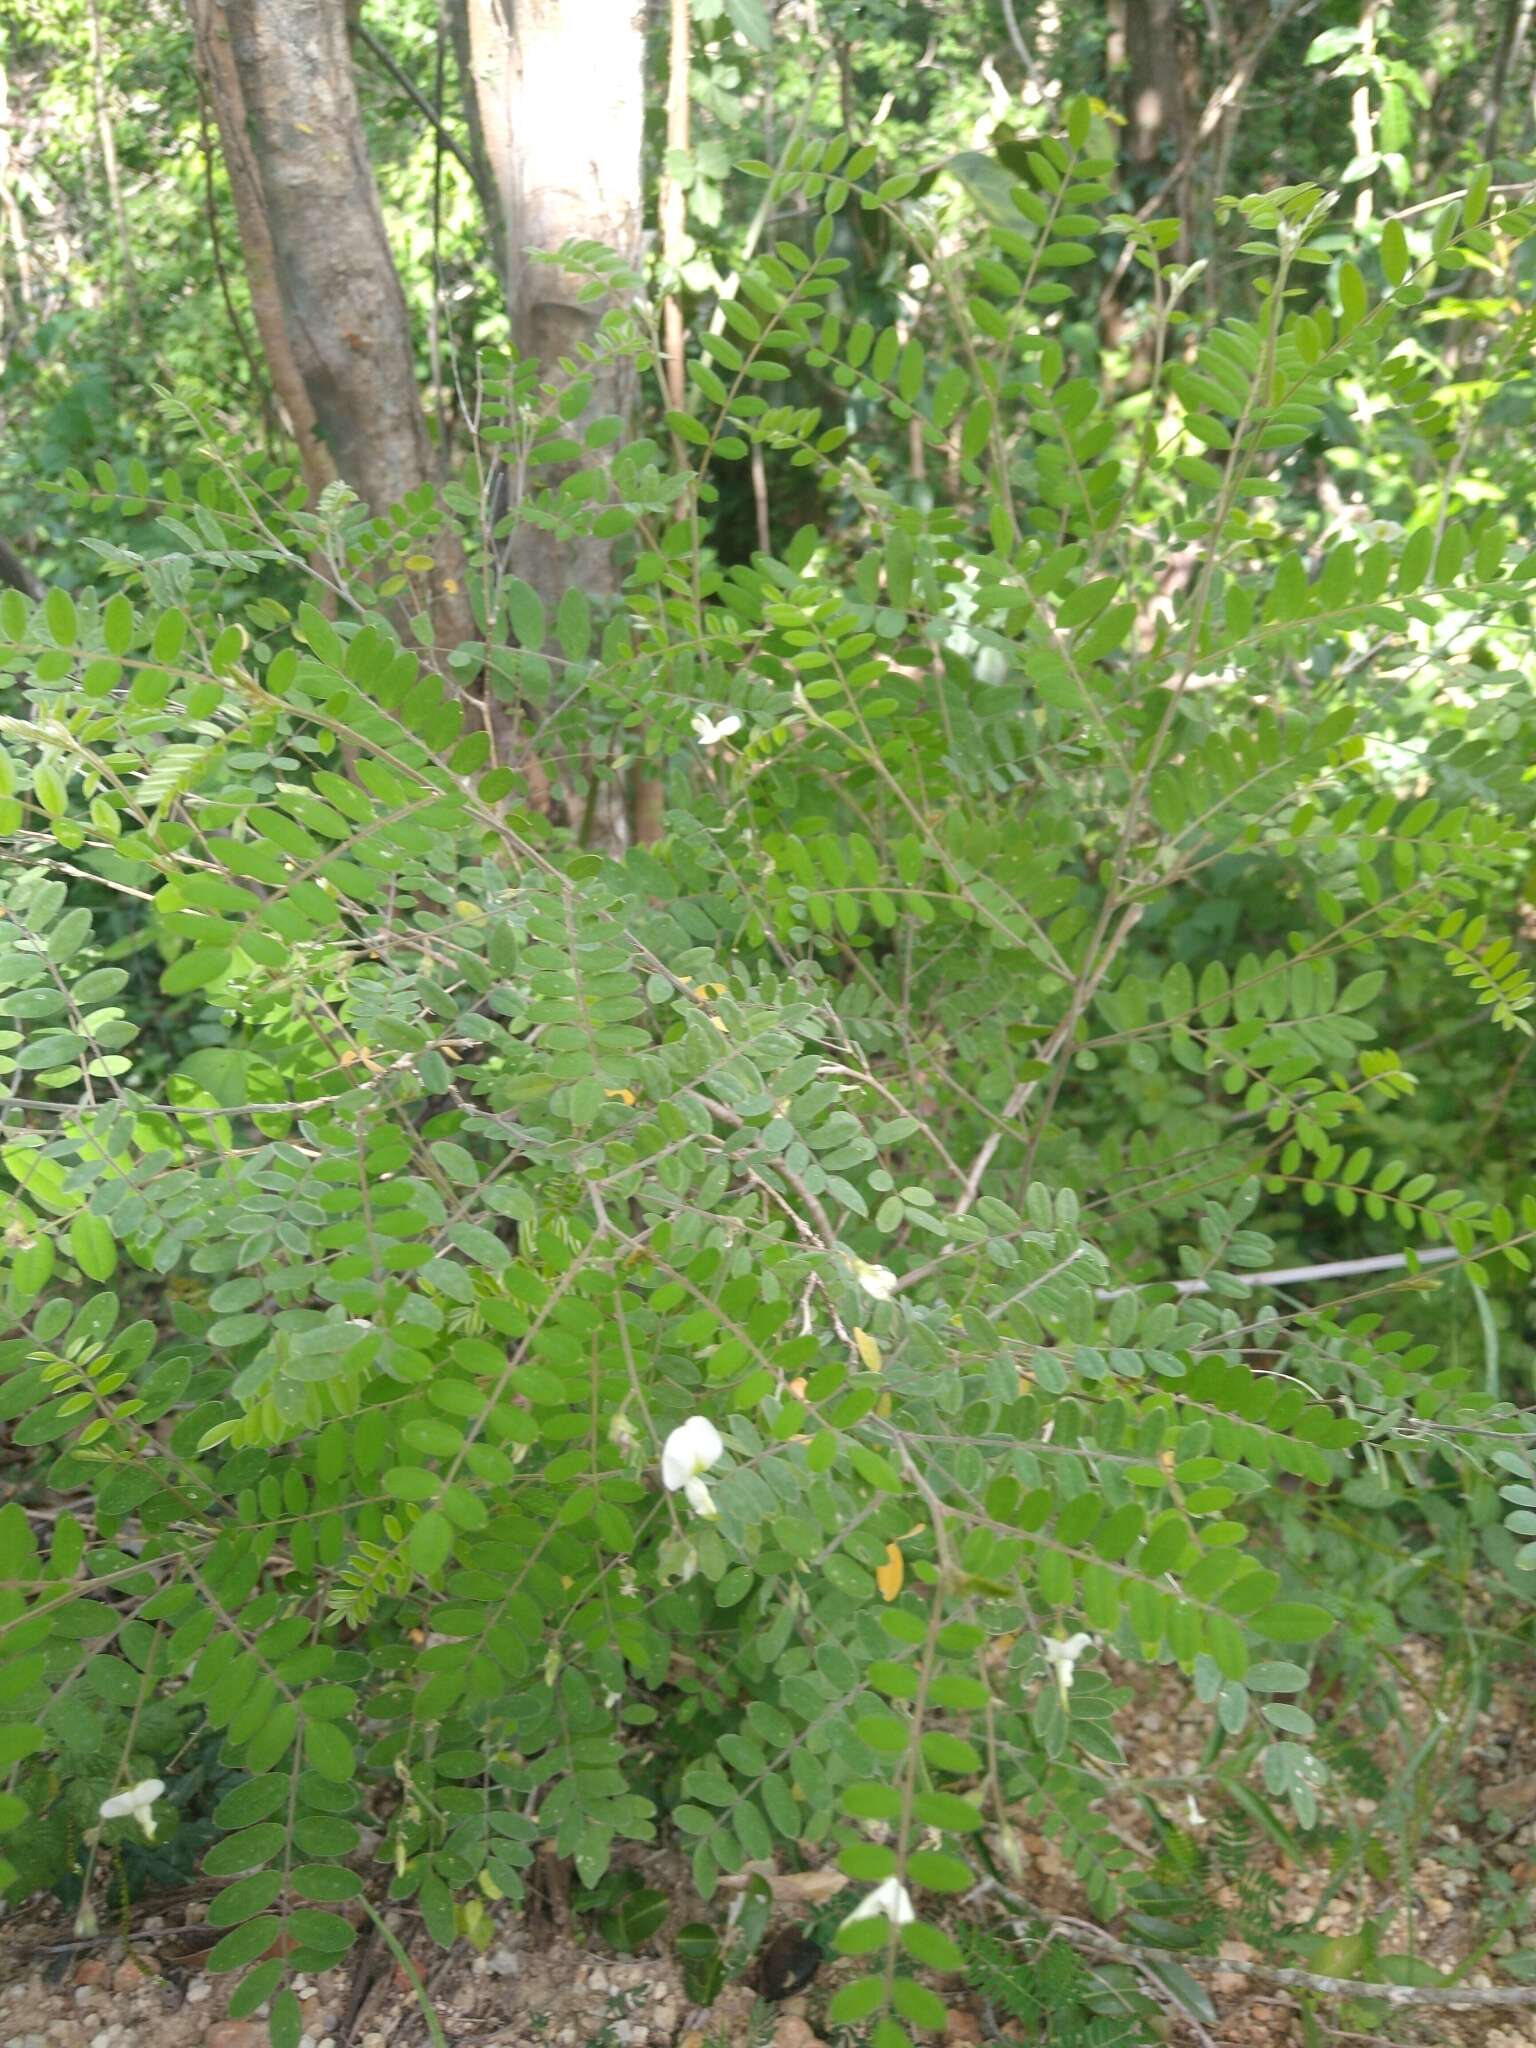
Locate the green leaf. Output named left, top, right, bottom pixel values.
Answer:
left=723, top=0, right=772, bottom=50
left=204, top=1824, right=286, bottom=1876
left=504, top=578, right=545, bottom=651
left=1381, top=217, right=1409, bottom=285
left=269, top=1989, right=304, bottom=2048
left=213, top=1777, right=288, bottom=1831
left=205, top=1917, right=283, bottom=1973
left=906, top=1850, right=972, bottom=1892
left=69, top=1212, right=116, bottom=1282
left=289, top=1907, right=356, bottom=1954
left=161, top=947, right=232, bottom=995
left=43, top=586, right=78, bottom=646
left=304, top=1719, right=355, bottom=1782
left=1259, top=1603, right=1334, bottom=1643
left=206, top=1872, right=285, bottom=1927
left=409, top=1509, right=454, bottom=1578
left=900, top=1922, right=964, bottom=1971
left=0, top=1725, right=45, bottom=1764
left=828, top=1976, right=887, bottom=2024
left=891, top=1978, right=948, bottom=2030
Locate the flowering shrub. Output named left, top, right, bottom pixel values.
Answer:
left=2, top=110, right=1536, bottom=2046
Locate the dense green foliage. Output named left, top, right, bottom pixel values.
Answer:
left=3, top=5, right=1536, bottom=2045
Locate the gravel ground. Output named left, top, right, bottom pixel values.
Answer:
left=5, top=1638, right=1534, bottom=2048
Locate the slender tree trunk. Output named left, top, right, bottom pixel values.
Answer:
left=1486, top=0, right=1536, bottom=154
left=1124, top=0, right=1190, bottom=185
left=188, top=0, right=336, bottom=504
left=0, top=533, right=39, bottom=598
left=628, top=0, right=693, bottom=850
left=446, top=0, right=507, bottom=290
left=0, top=60, right=34, bottom=327
left=199, top=0, right=548, bottom=804
left=219, top=0, right=454, bottom=537
left=462, top=0, right=644, bottom=605
left=460, top=0, right=646, bottom=842
left=1350, top=0, right=1383, bottom=231
left=87, top=0, right=143, bottom=340
left=659, top=0, right=690, bottom=417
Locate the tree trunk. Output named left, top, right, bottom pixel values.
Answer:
left=0, top=533, right=39, bottom=599
left=448, top=0, right=510, bottom=296
left=1485, top=0, right=1535, bottom=154
left=462, top=0, right=644, bottom=608
left=1124, top=0, right=1191, bottom=249
left=1125, top=0, right=1189, bottom=171
left=188, top=0, right=336, bottom=504
left=459, top=0, right=646, bottom=846
left=216, top=0, right=473, bottom=651
left=198, top=0, right=553, bottom=803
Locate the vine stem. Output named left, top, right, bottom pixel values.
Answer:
left=358, top=1899, right=449, bottom=2048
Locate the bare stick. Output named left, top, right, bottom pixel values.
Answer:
left=1052, top=1917, right=1536, bottom=2011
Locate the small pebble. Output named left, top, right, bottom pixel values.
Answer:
left=205, top=2022, right=265, bottom=2048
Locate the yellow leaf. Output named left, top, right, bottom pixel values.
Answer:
left=875, top=1542, right=904, bottom=1602
left=708, top=1014, right=728, bottom=1032
left=875, top=1391, right=892, bottom=1418
left=854, top=1326, right=883, bottom=1373
left=605, top=1087, right=638, bottom=1105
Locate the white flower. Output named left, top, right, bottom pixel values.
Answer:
left=99, top=1778, right=165, bottom=1840
left=661, top=1416, right=724, bottom=1519
left=839, top=1875, right=916, bottom=1930
left=851, top=1258, right=899, bottom=1302
left=1185, top=1792, right=1208, bottom=1829
left=1042, top=1633, right=1093, bottom=1700
left=692, top=711, right=743, bottom=748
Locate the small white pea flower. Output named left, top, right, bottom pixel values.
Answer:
left=1185, top=1791, right=1208, bottom=1829
left=1041, top=1633, right=1093, bottom=1702
left=661, top=1415, right=724, bottom=1519
left=99, top=1778, right=165, bottom=1840
left=852, top=1258, right=899, bottom=1302
left=839, top=1875, right=916, bottom=1930
left=692, top=711, right=743, bottom=748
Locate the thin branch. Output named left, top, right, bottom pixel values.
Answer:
left=998, top=0, right=1047, bottom=98
left=1052, top=1917, right=1536, bottom=2011
left=953, top=904, right=1143, bottom=1219
left=1098, top=1244, right=1462, bottom=1299
left=194, top=71, right=273, bottom=440
left=352, top=22, right=477, bottom=185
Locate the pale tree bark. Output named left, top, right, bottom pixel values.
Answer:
left=448, top=0, right=509, bottom=295
left=461, top=0, right=644, bottom=600
left=1350, top=0, right=1383, bottom=231
left=188, top=0, right=336, bottom=504
left=658, top=0, right=690, bottom=417
left=87, top=0, right=143, bottom=341
left=459, top=0, right=647, bottom=843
